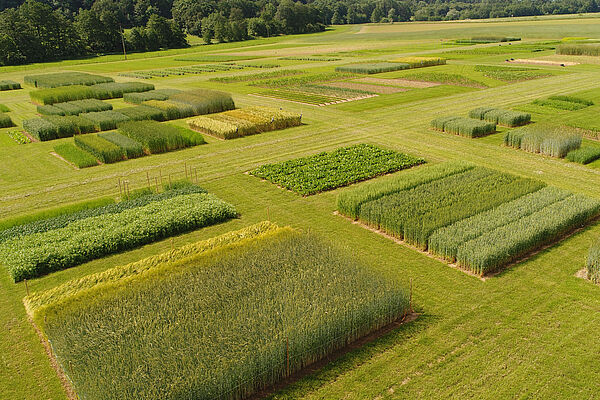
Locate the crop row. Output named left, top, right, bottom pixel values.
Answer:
left=123, top=89, right=181, bottom=104
left=0, top=190, right=237, bottom=281
left=357, top=166, right=544, bottom=249
left=0, top=80, right=21, bottom=90
left=30, top=82, right=155, bottom=105
left=40, top=228, right=408, bottom=400
left=468, top=107, right=531, bottom=127
left=6, top=129, right=30, bottom=144
left=24, top=72, right=113, bottom=88
left=431, top=116, right=496, bottom=137
left=251, top=144, right=425, bottom=195
left=532, top=95, right=593, bottom=111
left=504, top=123, right=582, bottom=158
left=188, top=106, right=301, bottom=139
left=389, top=57, right=446, bottom=68
left=37, top=99, right=113, bottom=116
left=565, top=146, right=600, bottom=164
left=336, top=62, right=410, bottom=74
left=53, top=143, right=98, bottom=168
left=0, top=113, right=14, bottom=128
left=556, top=43, right=600, bottom=56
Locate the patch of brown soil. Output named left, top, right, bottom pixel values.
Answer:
left=323, top=81, right=409, bottom=94
left=355, top=77, right=440, bottom=88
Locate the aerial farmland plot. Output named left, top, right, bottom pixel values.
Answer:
left=4, top=6, right=600, bottom=400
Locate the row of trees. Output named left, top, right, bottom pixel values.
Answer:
left=1, top=0, right=599, bottom=66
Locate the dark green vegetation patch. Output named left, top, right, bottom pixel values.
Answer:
left=431, top=116, right=496, bottom=137
left=24, top=72, right=113, bottom=88
left=251, top=144, right=425, bottom=195
left=53, top=143, right=98, bottom=168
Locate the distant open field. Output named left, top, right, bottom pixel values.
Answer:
left=3, top=14, right=600, bottom=400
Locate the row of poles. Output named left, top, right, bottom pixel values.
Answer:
left=117, top=162, right=200, bottom=198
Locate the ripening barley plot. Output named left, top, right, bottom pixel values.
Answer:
left=251, top=144, right=426, bottom=195
left=29, top=224, right=410, bottom=400
left=468, top=107, right=531, bottom=127
left=337, top=162, right=600, bottom=275
left=430, top=116, right=496, bottom=138
left=187, top=106, right=302, bottom=139
left=0, top=183, right=236, bottom=282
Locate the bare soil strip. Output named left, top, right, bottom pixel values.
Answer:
left=248, top=93, right=378, bottom=107
left=248, top=312, right=419, bottom=400
left=507, top=59, right=578, bottom=66
left=354, top=77, right=440, bottom=88
left=323, top=81, right=409, bottom=94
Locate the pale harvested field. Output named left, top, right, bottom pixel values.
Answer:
left=355, top=77, right=440, bottom=88
left=324, top=81, right=409, bottom=94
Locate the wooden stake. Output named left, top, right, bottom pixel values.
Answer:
left=146, top=171, right=150, bottom=188
left=185, top=162, right=188, bottom=179
left=24, top=279, right=29, bottom=296
left=194, top=168, right=198, bottom=184
left=159, top=169, right=162, bottom=184
left=155, top=177, right=160, bottom=192
left=169, top=174, right=172, bottom=187
left=118, top=178, right=122, bottom=198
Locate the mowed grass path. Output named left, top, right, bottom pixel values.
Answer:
left=3, top=16, right=600, bottom=399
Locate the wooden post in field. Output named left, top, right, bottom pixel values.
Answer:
left=185, top=162, right=188, bottom=179
left=169, top=174, right=172, bottom=187
left=146, top=171, right=150, bottom=188
left=24, top=279, right=29, bottom=296
left=118, top=178, right=122, bottom=197
left=159, top=169, right=162, bottom=184
left=195, top=168, right=198, bottom=184
left=267, top=207, right=270, bottom=220
left=155, top=177, right=160, bottom=192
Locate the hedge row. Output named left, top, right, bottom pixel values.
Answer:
left=188, top=106, right=301, bottom=139
left=0, top=191, right=237, bottom=281
left=53, top=143, right=98, bottom=168
left=24, top=72, right=113, bottom=88
left=118, top=120, right=205, bottom=153
left=0, top=80, right=21, bottom=91
left=431, top=116, right=496, bottom=138
left=123, top=89, right=182, bottom=104
left=74, top=134, right=125, bottom=163
left=30, top=82, right=154, bottom=105
left=468, top=107, right=531, bottom=127
left=335, top=62, right=410, bottom=74
left=388, top=57, right=446, bottom=68
left=37, top=99, right=113, bottom=116
left=504, top=123, right=582, bottom=158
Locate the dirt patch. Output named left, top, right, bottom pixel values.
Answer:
left=507, top=59, right=578, bottom=66
left=575, top=268, right=588, bottom=280
left=248, top=312, right=419, bottom=400
left=355, top=77, right=440, bottom=88
left=323, top=81, right=409, bottom=94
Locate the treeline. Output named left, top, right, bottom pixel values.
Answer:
left=1, top=0, right=600, bottom=66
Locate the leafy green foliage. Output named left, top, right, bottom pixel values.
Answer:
left=73, top=135, right=124, bottom=164
left=251, top=144, right=425, bottom=195
left=30, top=82, right=154, bottom=104
left=469, top=107, right=531, bottom=127
left=209, top=70, right=304, bottom=83
left=142, top=100, right=196, bottom=119
left=389, top=57, right=446, bottom=67
left=188, top=106, right=302, bottom=139
left=357, top=166, right=544, bottom=249
left=41, top=115, right=96, bottom=137
left=89, top=82, right=155, bottom=99
left=6, top=130, right=30, bottom=144
left=118, top=120, right=203, bottom=153
left=565, top=146, right=600, bottom=164
left=40, top=229, right=408, bottom=400
left=0, top=191, right=236, bottom=281
left=38, top=99, right=113, bottom=116
left=532, top=99, right=590, bottom=110
left=118, top=105, right=166, bottom=121
left=549, top=95, right=594, bottom=106
left=431, top=116, right=496, bottom=137
left=473, top=65, right=551, bottom=82
left=168, top=89, right=235, bottom=115
left=24, top=72, right=113, bottom=88
left=504, top=123, right=582, bottom=158
left=586, top=239, right=600, bottom=284
left=98, top=131, right=145, bottom=159
left=22, top=118, right=58, bottom=141
left=400, top=72, right=487, bottom=87
left=336, top=62, right=410, bottom=74
left=53, top=143, right=98, bottom=168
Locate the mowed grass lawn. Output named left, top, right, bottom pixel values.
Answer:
left=3, top=15, right=600, bottom=400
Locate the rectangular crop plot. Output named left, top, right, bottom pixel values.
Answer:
left=431, top=116, right=496, bottom=138
left=29, top=224, right=409, bottom=400
left=251, top=144, right=425, bottom=195
left=188, top=106, right=301, bottom=139
left=336, top=62, right=410, bottom=74
left=0, top=184, right=236, bottom=281
left=24, top=72, right=113, bottom=88
left=469, top=107, right=531, bottom=127
left=337, top=162, right=600, bottom=275
left=504, top=123, right=582, bottom=158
